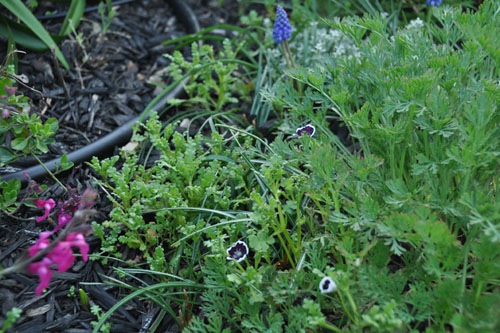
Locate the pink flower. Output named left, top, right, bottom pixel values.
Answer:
left=48, top=233, right=89, bottom=271
left=4, top=84, right=17, bottom=96
left=28, top=231, right=52, bottom=257
left=35, top=198, right=56, bottom=222
left=26, top=189, right=95, bottom=295
left=64, top=232, right=90, bottom=261
left=1, top=108, right=10, bottom=119
left=55, top=209, right=73, bottom=231
left=28, top=257, right=53, bottom=295
left=48, top=244, right=76, bottom=272
left=28, top=232, right=89, bottom=295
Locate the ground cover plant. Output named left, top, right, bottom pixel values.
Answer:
left=88, top=1, right=499, bottom=331
left=1, top=0, right=499, bottom=332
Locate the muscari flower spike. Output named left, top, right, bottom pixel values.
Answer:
left=319, top=276, right=337, bottom=294
left=426, top=0, right=442, bottom=7
left=273, top=5, right=292, bottom=45
left=226, top=240, right=249, bottom=263
left=296, top=124, right=316, bottom=137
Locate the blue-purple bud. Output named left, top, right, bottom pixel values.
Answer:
left=426, top=0, right=442, bottom=7
left=273, top=5, right=292, bottom=45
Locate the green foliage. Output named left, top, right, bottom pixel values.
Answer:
left=0, top=0, right=87, bottom=69
left=0, top=307, right=22, bottom=333
left=89, top=113, right=251, bottom=269
left=0, top=178, right=21, bottom=214
left=90, top=1, right=499, bottom=332
left=260, top=1, right=499, bottom=331
left=98, top=0, right=116, bottom=35
left=164, top=38, right=256, bottom=117
left=0, top=64, right=66, bottom=214
left=0, top=65, right=59, bottom=166
left=90, top=305, right=111, bottom=333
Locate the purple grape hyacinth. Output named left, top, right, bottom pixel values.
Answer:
left=273, top=5, right=292, bottom=45
left=426, top=0, right=442, bottom=7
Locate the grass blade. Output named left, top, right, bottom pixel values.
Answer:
left=59, top=0, right=86, bottom=36
left=0, top=0, right=70, bottom=69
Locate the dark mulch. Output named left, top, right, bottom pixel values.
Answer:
left=0, top=0, right=250, bottom=332
left=6, top=0, right=189, bottom=167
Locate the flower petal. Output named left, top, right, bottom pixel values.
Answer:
left=226, top=240, right=249, bottom=263
left=28, top=231, right=52, bottom=257
left=66, top=232, right=90, bottom=261
left=296, top=124, right=316, bottom=137
left=28, top=257, right=53, bottom=295
left=46, top=241, right=73, bottom=272
left=319, top=276, right=337, bottom=294
left=426, top=0, right=442, bottom=7
left=35, top=198, right=56, bottom=222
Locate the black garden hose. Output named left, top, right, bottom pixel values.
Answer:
left=1, top=0, right=199, bottom=183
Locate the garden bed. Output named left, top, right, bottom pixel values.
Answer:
left=1, top=1, right=498, bottom=332
left=0, top=0, right=244, bottom=331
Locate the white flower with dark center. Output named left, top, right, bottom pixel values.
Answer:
left=296, top=124, right=316, bottom=137
left=226, top=240, right=249, bottom=263
left=319, top=276, right=337, bottom=294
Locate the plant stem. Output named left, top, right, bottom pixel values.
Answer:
left=31, top=153, right=67, bottom=191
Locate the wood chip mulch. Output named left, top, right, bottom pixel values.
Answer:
left=1, top=0, right=246, bottom=331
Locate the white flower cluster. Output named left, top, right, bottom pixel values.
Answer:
left=405, top=17, right=424, bottom=31
left=300, top=22, right=361, bottom=62
left=267, top=21, right=361, bottom=69
left=396, top=17, right=427, bottom=48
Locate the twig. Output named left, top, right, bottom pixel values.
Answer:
left=50, top=47, right=71, bottom=101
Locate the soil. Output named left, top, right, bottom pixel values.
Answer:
left=0, top=0, right=252, bottom=331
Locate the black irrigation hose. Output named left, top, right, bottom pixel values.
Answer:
left=2, top=0, right=199, bottom=184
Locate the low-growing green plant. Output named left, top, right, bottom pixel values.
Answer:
left=261, top=1, right=499, bottom=331
left=90, top=304, right=111, bottom=333
left=98, top=0, right=116, bottom=35
left=89, top=1, right=499, bottom=332
left=0, top=63, right=66, bottom=213
left=0, top=307, right=22, bottom=333
left=89, top=113, right=253, bottom=268
left=0, top=64, right=59, bottom=166
left=162, top=34, right=259, bottom=128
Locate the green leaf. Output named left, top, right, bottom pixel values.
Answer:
left=0, top=14, right=51, bottom=51
left=0, top=146, right=16, bottom=166
left=59, top=154, right=74, bottom=172
left=0, top=178, right=21, bottom=212
left=0, top=0, right=70, bottom=69
left=59, top=0, right=86, bottom=36
left=10, top=137, right=29, bottom=151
